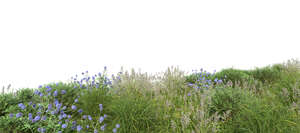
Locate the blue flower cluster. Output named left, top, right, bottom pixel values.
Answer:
left=8, top=68, right=120, bottom=133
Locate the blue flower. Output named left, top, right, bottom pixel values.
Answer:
left=99, top=104, right=103, bottom=112
left=9, top=113, right=14, bottom=118
left=99, top=116, right=104, bottom=123
left=88, top=115, right=92, bottom=120
left=53, top=90, right=58, bottom=97
left=94, top=129, right=98, bottom=133
left=38, top=85, right=43, bottom=88
left=33, top=115, right=41, bottom=122
left=39, top=92, right=44, bottom=97
left=113, top=128, right=117, bottom=133
left=59, top=115, right=63, bottom=120
left=71, top=105, right=77, bottom=110
left=18, top=103, right=26, bottom=110
left=41, top=116, right=47, bottom=121
left=34, top=90, right=40, bottom=95
left=28, top=113, right=33, bottom=120
left=16, top=112, right=22, bottom=118
left=74, top=98, right=78, bottom=103
left=86, top=125, right=89, bottom=129
left=116, top=124, right=120, bottom=128
left=62, top=106, right=66, bottom=110
left=78, top=109, right=83, bottom=114
left=83, top=115, right=87, bottom=119
left=62, top=124, right=67, bottom=129
left=38, top=127, right=46, bottom=133
left=62, top=113, right=67, bottom=118
left=58, top=131, right=62, bottom=133
left=77, top=125, right=82, bottom=132
left=101, top=124, right=106, bottom=131
left=61, top=90, right=66, bottom=95
left=46, top=86, right=52, bottom=92
left=48, top=104, right=53, bottom=110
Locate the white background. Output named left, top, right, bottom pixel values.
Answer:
left=0, top=0, right=299, bottom=90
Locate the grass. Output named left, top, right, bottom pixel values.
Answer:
left=1, top=59, right=300, bottom=133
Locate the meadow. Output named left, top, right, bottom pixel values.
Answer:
left=1, top=59, right=300, bottom=133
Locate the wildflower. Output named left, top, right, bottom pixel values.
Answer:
left=103, top=114, right=107, bottom=118
left=61, top=90, right=66, bottom=95
left=59, top=115, right=63, bottom=120
left=18, top=103, right=26, bottom=110
left=99, top=104, right=103, bottom=112
left=94, top=129, right=98, bottom=133
left=58, top=121, right=62, bottom=125
left=68, top=115, right=72, bottom=119
left=71, top=105, right=77, bottom=110
left=34, top=90, right=40, bottom=95
left=83, top=115, right=87, bottom=119
left=38, top=85, right=43, bottom=88
left=77, top=125, right=82, bottom=132
left=9, top=113, right=14, bottom=118
left=41, top=116, right=47, bottom=121
left=116, top=124, right=120, bottom=128
left=53, top=90, right=58, bottom=97
left=78, top=109, right=83, bottom=114
left=46, top=87, right=52, bottom=92
left=113, top=128, right=117, bottom=133
left=28, top=101, right=33, bottom=106
left=101, top=124, right=106, bottom=131
left=39, top=92, right=44, bottom=97
left=37, top=112, right=42, bottom=115
left=38, top=127, right=46, bottom=133
left=48, top=104, right=53, bottom=110
left=99, top=116, right=104, bottom=123
left=33, top=115, right=41, bottom=122
left=62, top=113, right=67, bottom=118
left=62, top=106, right=66, bottom=110
left=74, top=98, right=78, bottom=103
left=86, top=125, right=89, bottom=129
left=60, top=123, right=67, bottom=128
left=28, top=113, right=33, bottom=120
left=16, top=112, right=22, bottom=118
left=88, top=115, right=92, bottom=120
left=58, top=131, right=62, bottom=133
left=72, top=121, right=76, bottom=125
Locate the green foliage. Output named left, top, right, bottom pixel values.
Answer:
left=109, top=92, right=167, bottom=133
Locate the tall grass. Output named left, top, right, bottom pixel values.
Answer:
left=1, top=59, right=300, bottom=133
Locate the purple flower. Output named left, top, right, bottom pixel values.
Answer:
left=18, top=103, right=26, bottom=110
left=88, top=115, right=92, bottom=120
left=101, top=124, right=106, bottom=131
left=99, top=104, right=103, bottom=112
left=78, top=109, right=83, bottom=114
left=58, top=121, right=62, bottom=125
left=86, top=125, right=89, bottom=129
left=33, top=115, right=41, bottom=122
left=48, top=104, right=52, bottom=110
left=62, top=106, right=66, bottom=110
left=53, top=90, right=58, bottom=97
left=16, top=112, right=22, bottom=118
left=83, top=115, right=87, bottom=119
left=28, top=113, right=33, bottom=120
left=99, top=116, right=104, bottom=123
left=41, top=116, right=47, bottom=121
left=39, top=92, right=44, bottom=97
left=46, top=86, right=52, bottom=92
left=113, top=128, right=117, bottom=133
left=59, top=115, right=63, bottom=120
left=34, top=90, right=40, bottom=95
left=38, top=127, right=46, bottom=133
left=38, top=85, right=43, bottom=88
left=61, top=90, right=66, bottom=95
left=116, top=124, right=120, bottom=128
left=58, top=131, right=62, bottom=133
left=77, top=125, right=82, bottom=131
left=62, top=113, right=67, bottom=118
left=62, top=124, right=67, bottom=129
left=71, top=105, right=77, bottom=110
left=74, top=98, right=78, bottom=103
left=94, top=129, right=98, bottom=133
left=9, top=113, right=14, bottom=118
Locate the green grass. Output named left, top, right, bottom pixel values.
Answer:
left=1, top=59, right=300, bottom=133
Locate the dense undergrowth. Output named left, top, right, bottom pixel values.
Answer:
left=1, top=59, right=300, bottom=133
